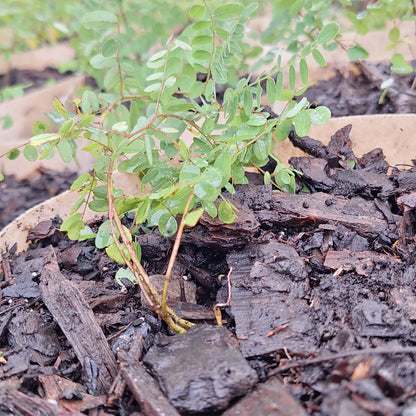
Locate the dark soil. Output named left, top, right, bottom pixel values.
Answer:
left=302, top=61, right=416, bottom=116
left=0, top=67, right=75, bottom=97
left=1, top=64, right=416, bottom=415
left=0, top=169, right=77, bottom=229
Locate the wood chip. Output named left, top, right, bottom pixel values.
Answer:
left=39, top=245, right=117, bottom=394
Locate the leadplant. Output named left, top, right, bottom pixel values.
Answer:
left=260, top=0, right=415, bottom=98
left=2, top=3, right=337, bottom=332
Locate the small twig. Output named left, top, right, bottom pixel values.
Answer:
left=213, top=267, right=232, bottom=325
left=162, top=191, right=195, bottom=314
left=267, top=322, right=290, bottom=338
left=1, top=254, right=12, bottom=282
left=270, top=346, right=416, bottom=375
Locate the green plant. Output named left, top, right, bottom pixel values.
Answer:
left=259, top=0, right=415, bottom=101
left=2, top=2, right=339, bottom=332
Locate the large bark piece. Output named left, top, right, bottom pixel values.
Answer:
left=121, top=361, right=181, bottom=416
left=227, top=240, right=316, bottom=357
left=223, top=377, right=308, bottom=416
left=39, top=246, right=117, bottom=395
left=143, top=325, right=258, bottom=414
left=256, top=192, right=399, bottom=239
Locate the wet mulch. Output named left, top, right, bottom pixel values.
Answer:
left=3, top=123, right=416, bottom=415
left=0, top=67, right=75, bottom=98
left=0, top=169, right=77, bottom=230
left=302, top=61, right=416, bottom=116
left=1, top=60, right=416, bottom=415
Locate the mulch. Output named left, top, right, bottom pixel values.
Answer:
left=1, top=62, right=416, bottom=415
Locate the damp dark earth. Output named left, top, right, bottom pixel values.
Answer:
left=1, top=63, right=416, bottom=415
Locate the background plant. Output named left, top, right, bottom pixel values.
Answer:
left=258, top=0, right=415, bottom=99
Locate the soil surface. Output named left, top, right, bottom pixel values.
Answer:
left=302, top=61, right=416, bottom=116
left=0, top=169, right=77, bottom=230
left=1, top=64, right=416, bottom=415
left=0, top=67, right=75, bottom=98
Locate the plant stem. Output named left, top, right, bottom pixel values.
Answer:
left=106, top=158, right=193, bottom=332
left=162, top=190, right=195, bottom=314
left=116, top=18, right=124, bottom=97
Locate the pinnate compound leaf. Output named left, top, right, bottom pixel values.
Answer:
left=194, top=181, right=218, bottom=201
left=184, top=208, right=204, bottom=226
left=79, top=226, right=95, bottom=241
left=288, top=65, right=296, bottom=91
left=89, top=199, right=109, bottom=212
left=312, top=49, right=326, bottom=67
left=115, top=268, right=136, bottom=287
left=214, top=4, right=243, bottom=20
left=71, top=173, right=92, bottom=191
left=389, top=27, right=400, bottom=43
left=1, top=116, right=12, bottom=130
left=218, top=200, right=236, bottom=224
left=189, top=4, right=205, bottom=19
left=58, top=119, right=75, bottom=135
left=299, top=59, right=308, bottom=84
left=95, top=220, right=113, bottom=249
left=57, top=140, right=73, bottom=163
left=317, top=23, right=339, bottom=44
left=380, top=78, right=394, bottom=90
left=61, top=213, right=85, bottom=241
left=202, top=201, right=217, bottom=218
left=144, top=82, right=161, bottom=93
left=53, top=98, right=68, bottom=119
left=81, top=91, right=99, bottom=113
left=82, top=11, right=118, bottom=30
left=148, top=49, right=167, bottom=62
left=158, top=213, right=178, bottom=237
left=266, top=77, right=275, bottom=105
left=263, top=171, right=271, bottom=185
left=102, top=39, right=117, bottom=57
left=247, top=114, right=266, bottom=126
left=294, top=111, right=311, bottom=137
left=106, top=243, right=128, bottom=264
left=31, top=133, right=60, bottom=146
left=23, top=145, right=38, bottom=162
left=310, top=106, right=331, bottom=125
left=7, top=149, right=20, bottom=160
left=348, top=45, right=369, bottom=61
